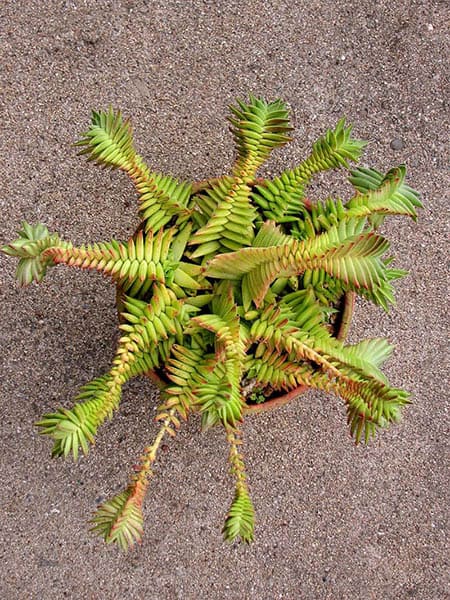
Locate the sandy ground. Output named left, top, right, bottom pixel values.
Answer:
left=0, top=1, right=448, bottom=598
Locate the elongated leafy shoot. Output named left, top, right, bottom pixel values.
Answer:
left=189, top=96, right=292, bottom=257
left=76, top=107, right=193, bottom=233
left=91, top=409, right=179, bottom=550
left=347, top=165, right=423, bottom=221
left=222, top=426, right=255, bottom=543
left=252, top=117, right=367, bottom=221
left=205, top=222, right=391, bottom=308
left=36, top=375, right=122, bottom=460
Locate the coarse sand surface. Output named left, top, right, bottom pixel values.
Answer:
left=1, top=1, right=448, bottom=598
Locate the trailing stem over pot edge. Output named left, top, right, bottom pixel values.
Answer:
left=2, top=96, right=422, bottom=550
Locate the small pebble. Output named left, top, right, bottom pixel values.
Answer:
left=390, top=137, right=405, bottom=150
left=38, top=557, right=59, bottom=568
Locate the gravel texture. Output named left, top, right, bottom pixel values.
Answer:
left=0, top=1, right=448, bottom=599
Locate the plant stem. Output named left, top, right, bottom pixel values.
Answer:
left=225, top=426, right=247, bottom=491
left=132, top=408, right=176, bottom=491
left=337, top=291, right=356, bottom=341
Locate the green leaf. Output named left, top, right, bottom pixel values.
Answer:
left=345, top=337, right=394, bottom=367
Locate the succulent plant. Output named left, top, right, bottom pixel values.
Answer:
left=2, top=96, right=421, bottom=550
